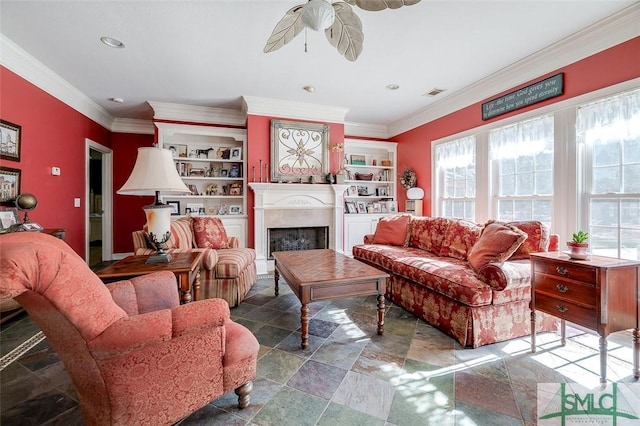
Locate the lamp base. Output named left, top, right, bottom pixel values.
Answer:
left=145, top=252, right=172, bottom=264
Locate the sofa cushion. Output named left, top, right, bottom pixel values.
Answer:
left=215, top=248, right=256, bottom=279
left=193, top=217, right=229, bottom=249
left=372, top=214, right=411, bottom=246
left=439, top=219, right=483, bottom=260
left=507, top=221, right=551, bottom=260
left=468, top=222, right=527, bottom=272
left=171, top=217, right=195, bottom=248
left=408, top=216, right=451, bottom=254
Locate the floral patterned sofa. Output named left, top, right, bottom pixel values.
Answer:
left=133, top=216, right=256, bottom=307
left=353, top=215, right=558, bottom=348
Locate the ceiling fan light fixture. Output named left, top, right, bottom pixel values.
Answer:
left=303, top=85, right=316, bottom=93
left=386, top=84, right=400, bottom=91
left=301, top=0, right=336, bottom=31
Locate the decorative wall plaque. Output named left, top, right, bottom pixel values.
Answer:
left=270, top=120, right=329, bottom=182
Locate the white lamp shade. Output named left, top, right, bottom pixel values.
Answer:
left=144, top=204, right=172, bottom=242
left=301, top=0, right=335, bottom=31
left=406, top=187, right=424, bottom=200
left=117, top=147, right=189, bottom=195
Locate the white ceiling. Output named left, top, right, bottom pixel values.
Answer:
left=1, top=0, right=637, bottom=135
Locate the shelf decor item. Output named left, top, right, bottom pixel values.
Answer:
left=567, top=230, right=589, bottom=259
left=117, top=147, right=190, bottom=264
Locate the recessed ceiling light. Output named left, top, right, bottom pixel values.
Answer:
left=386, top=84, right=399, bottom=91
left=109, top=97, right=124, bottom=103
left=303, top=85, right=315, bottom=93
left=100, top=36, right=125, bottom=48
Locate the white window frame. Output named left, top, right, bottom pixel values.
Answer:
left=432, top=77, right=640, bottom=244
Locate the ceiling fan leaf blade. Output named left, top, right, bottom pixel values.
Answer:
left=325, top=3, right=363, bottom=61
left=263, top=6, right=304, bottom=53
left=350, top=0, right=421, bottom=11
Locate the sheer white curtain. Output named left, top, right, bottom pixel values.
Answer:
left=577, top=88, right=640, bottom=144
left=435, top=136, right=475, bottom=168
left=435, top=136, right=476, bottom=220
left=489, top=115, right=554, bottom=160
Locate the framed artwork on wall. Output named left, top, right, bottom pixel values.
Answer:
left=0, top=120, right=21, bottom=161
left=270, top=120, right=329, bottom=182
left=167, top=201, right=180, bottom=215
left=0, top=206, right=20, bottom=230
left=0, top=166, right=20, bottom=203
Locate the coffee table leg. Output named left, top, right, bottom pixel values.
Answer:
left=274, top=266, right=280, bottom=297
left=300, top=303, right=309, bottom=349
left=377, top=294, right=385, bottom=335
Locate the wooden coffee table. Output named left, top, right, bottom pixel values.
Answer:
left=273, top=249, right=389, bottom=349
left=96, top=252, right=203, bottom=304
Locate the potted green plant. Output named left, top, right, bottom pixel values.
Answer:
left=567, top=230, right=589, bottom=259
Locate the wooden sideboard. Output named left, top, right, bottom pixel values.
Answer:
left=530, top=251, right=640, bottom=383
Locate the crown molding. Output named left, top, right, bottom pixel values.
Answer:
left=242, top=96, right=350, bottom=124
left=147, top=101, right=246, bottom=126
left=1, top=34, right=115, bottom=131
left=388, top=2, right=640, bottom=137
left=344, top=121, right=390, bottom=139
left=111, top=118, right=154, bottom=135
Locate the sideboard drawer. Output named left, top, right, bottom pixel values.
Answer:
left=535, top=293, right=598, bottom=330
left=534, top=275, right=596, bottom=307
left=534, top=260, right=596, bottom=283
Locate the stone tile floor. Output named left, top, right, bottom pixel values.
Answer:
left=1, top=276, right=637, bottom=425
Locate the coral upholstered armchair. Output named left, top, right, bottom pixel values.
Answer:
left=0, top=232, right=259, bottom=426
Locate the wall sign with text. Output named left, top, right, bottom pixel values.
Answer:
left=482, top=73, right=564, bottom=120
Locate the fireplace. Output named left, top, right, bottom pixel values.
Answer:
left=268, top=226, right=329, bottom=259
left=249, top=183, right=349, bottom=274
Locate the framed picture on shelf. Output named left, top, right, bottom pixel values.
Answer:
left=356, top=201, right=367, bottom=214
left=376, top=187, right=388, bottom=197
left=230, top=147, right=242, bottom=161
left=0, top=206, right=20, bottom=230
left=220, top=169, right=228, bottom=177
left=345, top=201, right=357, bottom=214
left=0, top=119, right=21, bottom=161
left=167, top=144, right=188, bottom=158
left=0, top=166, right=20, bottom=202
left=388, top=201, right=398, bottom=213
left=166, top=201, right=180, bottom=215
left=347, top=185, right=358, bottom=196
left=373, top=203, right=382, bottom=213
left=187, top=203, right=204, bottom=214
left=350, top=154, right=366, bottom=165
left=380, top=203, right=389, bottom=213
left=229, top=205, right=242, bottom=215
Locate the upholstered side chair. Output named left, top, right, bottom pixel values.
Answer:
left=0, top=232, right=259, bottom=426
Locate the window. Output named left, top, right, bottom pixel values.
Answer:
left=577, top=89, right=640, bottom=260
left=435, top=136, right=476, bottom=220
left=489, top=116, right=554, bottom=226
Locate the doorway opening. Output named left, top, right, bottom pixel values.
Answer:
left=86, top=140, right=113, bottom=268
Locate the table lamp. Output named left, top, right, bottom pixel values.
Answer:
left=117, top=147, right=189, bottom=263
left=406, top=187, right=424, bottom=200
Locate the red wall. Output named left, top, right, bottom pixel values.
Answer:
left=393, top=36, right=640, bottom=216
left=111, top=133, right=155, bottom=253
left=0, top=67, right=112, bottom=256
left=246, top=115, right=344, bottom=247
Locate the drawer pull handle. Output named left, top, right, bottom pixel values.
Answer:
left=556, top=284, right=569, bottom=293
left=556, top=304, right=568, bottom=313
left=556, top=267, right=568, bottom=275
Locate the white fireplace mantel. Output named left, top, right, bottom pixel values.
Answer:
left=249, top=183, right=349, bottom=274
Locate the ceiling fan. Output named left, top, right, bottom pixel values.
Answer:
left=264, top=0, right=421, bottom=61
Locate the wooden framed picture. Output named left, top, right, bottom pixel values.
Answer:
left=345, top=201, right=357, bottom=214
left=0, top=166, right=20, bottom=203
left=0, top=120, right=21, bottom=161
left=167, top=201, right=180, bottom=216
left=0, top=206, right=20, bottom=230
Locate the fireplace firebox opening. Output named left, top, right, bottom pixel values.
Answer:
left=267, top=226, right=329, bottom=259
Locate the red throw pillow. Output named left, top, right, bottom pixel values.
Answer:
left=467, top=221, right=527, bottom=272
left=372, top=214, right=411, bottom=246
left=192, top=217, right=229, bottom=249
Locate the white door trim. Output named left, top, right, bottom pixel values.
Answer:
left=86, top=139, right=113, bottom=263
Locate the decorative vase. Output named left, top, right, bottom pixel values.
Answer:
left=567, top=241, right=589, bottom=260
left=335, top=172, right=346, bottom=184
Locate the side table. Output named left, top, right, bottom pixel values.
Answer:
left=530, top=251, right=640, bottom=383
left=95, top=252, right=204, bottom=304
